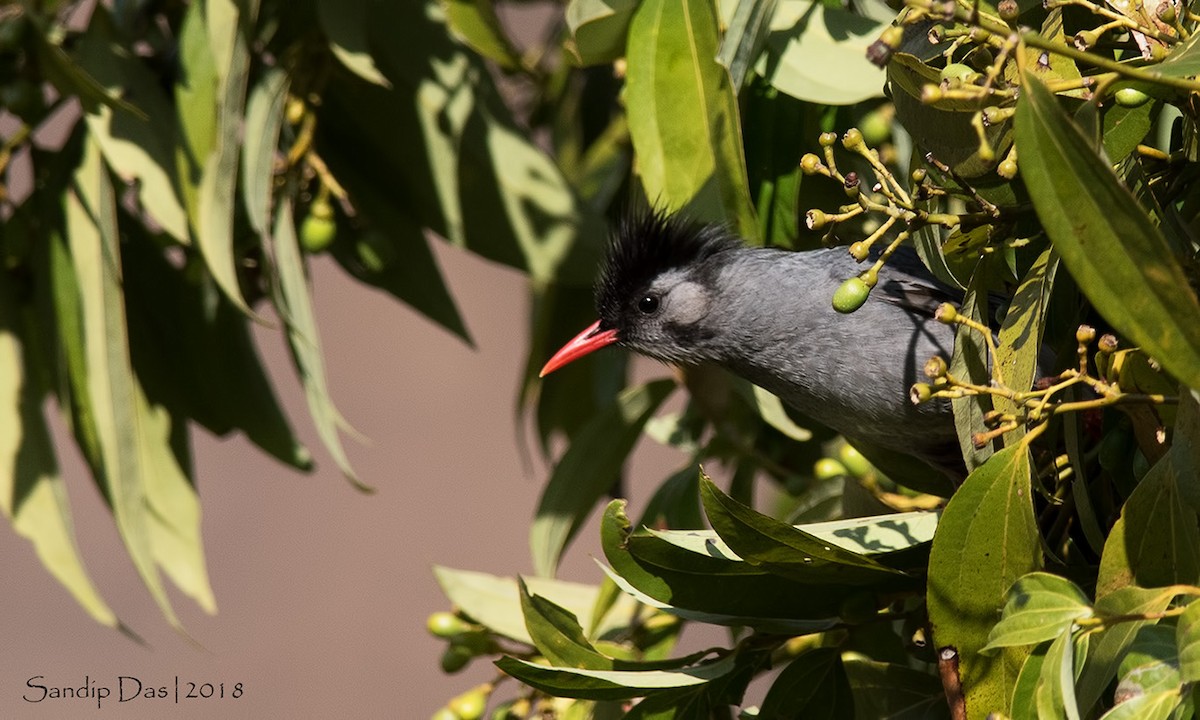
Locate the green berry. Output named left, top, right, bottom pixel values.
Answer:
left=838, top=444, right=873, bottom=478
left=427, top=611, right=470, bottom=639
left=440, top=645, right=473, bottom=674
left=431, top=708, right=459, bottom=720
left=1113, top=86, right=1150, bottom=108
left=818, top=131, right=838, bottom=147
left=805, top=209, right=828, bottom=230
left=939, top=63, right=975, bottom=83
left=800, top=153, right=824, bottom=174
left=924, top=355, right=948, bottom=379
left=299, top=212, right=337, bottom=253
left=832, top=276, right=871, bottom=313
left=813, top=457, right=849, bottom=481
left=448, top=686, right=490, bottom=720
left=997, top=158, right=1018, bottom=179
left=841, top=128, right=865, bottom=151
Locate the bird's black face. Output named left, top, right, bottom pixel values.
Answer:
left=594, top=209, right=737, bottom=365
left=539, top=209, right=738, bottom=377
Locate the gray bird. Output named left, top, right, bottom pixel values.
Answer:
left=540, top=209, right=966, bottom=477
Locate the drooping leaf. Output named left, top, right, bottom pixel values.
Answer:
left=927, top=445, right=1042, bottom=718
left=316, top=0, right=391, bottom=87
left=531, top=379, right=675, bottom=576
left=1034, top=629, right=1084, bottom=720
left=1015, top=71, right=1200, bottom=390
left=67, top=134, right=182, bottom=630
left=843, top=658, right=948, bottom=720
left=241, top=65, right=288, bottom=238
left=272, top=198, right=368, bottom=490
left=1176, top=598, right=1200, bottom=682
left=717, top=0, right=776, bottom=90
left=519, top=578, right=616, bottom=670
left=950, top=268, right=994, bottom=470
left=625, top=0, right=759, bottom=240
left=0, top=272, right=116, bottom=626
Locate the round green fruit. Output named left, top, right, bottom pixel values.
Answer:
left=299, top=213, right=336, bottom=253
left=832, top=276, right=871, bottom=314
left=427, top=611, right=470, bottom=639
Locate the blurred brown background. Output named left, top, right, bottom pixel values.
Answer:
left=0, top=243, right=681, bottom=718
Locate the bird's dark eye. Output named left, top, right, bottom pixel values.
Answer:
left=638, top=295, right=660, bottom=314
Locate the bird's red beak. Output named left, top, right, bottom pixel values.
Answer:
left=539, top=320, right=619, bottom=377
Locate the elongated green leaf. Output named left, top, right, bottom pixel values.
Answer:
left=495, top=653, right=738, bottom=701
left=68, top=134, right=181, bottom=629
left=646, top=509, right=938, bottom=558
left=1010, top=640, right=1048, bottom=719
left=434, top=566, right=638, bottom=645
left=317, top=0, right=391, bottom=87
left=241, top=66, right=288, bottom=237
left=75, top=8, right=189, bottom=246
left=1076, top=586, right=1177, bottom=712
left=565, top=0, right=639, bottom=65
left=717, top=0, right=776, bottom=90
left=1176, top=599, right=1200, bottom=682
left=983, top=573, right=1093, bottom=652
left=1035, top=629, right=1083, bottom=720
left=597, top=561, right=838, bottom=634
left=196, top=0, right=256, bottom=316
left=757, top=1, right=886, bottom=105
left=443, top=0, right=523, bottom=69
left=520, top=579, right=615, bottom=670
left=626, top=0, right=759, bottom=240
left=994, top=247, right=1058, bottom=444
left=133, top=383, right=215, bottom=613
left=950, top=269, right=994, bottom=470
left=531, top=380, right=675, bottom=576
left=1015, top=72, right=1200, bottom=390
left=700, top=475, right=914, bottom=586
left=0, top=274, right=116, bottom=626
left=759, top=648, right=853, bottom=720
left=30, top=16, right=146, bottom=120
left=600, top=501, right=849, bottom=625
left=273, top=198, right=367, bottom=490
left=1156, top=30, right=1200, bottom=78
left=927, top=445, right=1042, bottom=718
left=748, top=383, right=811, bottom=441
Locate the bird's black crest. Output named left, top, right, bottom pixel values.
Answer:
left=596, top=208, right=739, bottom=329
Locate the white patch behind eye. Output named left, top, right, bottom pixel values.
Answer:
left=667, top=281, right=710, bottom=325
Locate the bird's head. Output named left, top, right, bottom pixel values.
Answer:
left=540, top=209, right=739, bottom=376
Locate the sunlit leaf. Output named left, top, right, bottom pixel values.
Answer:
left=927, top=445, right=1042, bottom=718
left=1176, top=599, right=1200, bottom=682
left=994, top=247, right=1058, bottom=445
left=626, top=0, right=759, bottom=240
left=983, top=573, right=1093, bottom=652
left=1015, top=71, right=1200, bottom=390
left=565, top=0, right=639, bottom=65
left=241, top=66, right=288, bottom=237
left=317, top=0, right=391, bottom=87
left=443, top=0, right=523, bottom=69
left=272, top=198, right=368, bottom=490
left=1076, top=586, right=1177, bottom=712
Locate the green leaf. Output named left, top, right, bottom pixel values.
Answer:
left=700, top=474, right=915, bottom=586
left=843, top=657, right=948, bottom=720
left=29, top=14, right=147, bottom=120
left=1097, top=690, right=1184, bottom=720
left=272, top=198, right=368, bottom=491
left=531, top=380, right=675, bottom=576
left=565, top=0, right=639, bottom=66
left=1156, top=30, right=1200, bottom=78
left=1115, top=626, right=1180, bottom=699
left=759, top=648, right=854, bottom=719
left=950, top=268, right=994, bottom=470
left=757, top=2, right=887, bottom=105
left=994, top=247, right=1059, bottom=445
left=927, top=445, right=1042, bottom=718
left=433, top=566, right=640, bottom=644
left=443, top=0, right=523, bottom=69
left=717, top=0, right=776, bottom=90
left=0, top=273, right=116, bottom=627
left=317, top=0, right=391, bottom=87
left=1176, top=600, right=1200, bottom=682
left=133, top=381, right=216, bottom=613
left=495, top=653, right=738, bottom=701
left=983, top=573, right=1093, bottom=652
left=747, top=383, right=812, bottom=442
left=599, top=502, right=846, bottom=627
left=742, top=79, right=804, bottom=248
left=1015, top=71, right=1200, bottom=390
left=1009, top=641, right=1048, bottom=720
left=1096, top=454, right=1200, bottom=596
left=241, top=66, right=288, bottom=238
left=67, top=134, right=182, bottom=630
left=75, top=8, right=189, bottom=246
left=626, top=0, right=759, bottom=240
left=1077, top=586, right=1177, bottom=713
left=1035, top=629, right=1085, bottom=720
left=520, top=579, right=615, bottom=670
